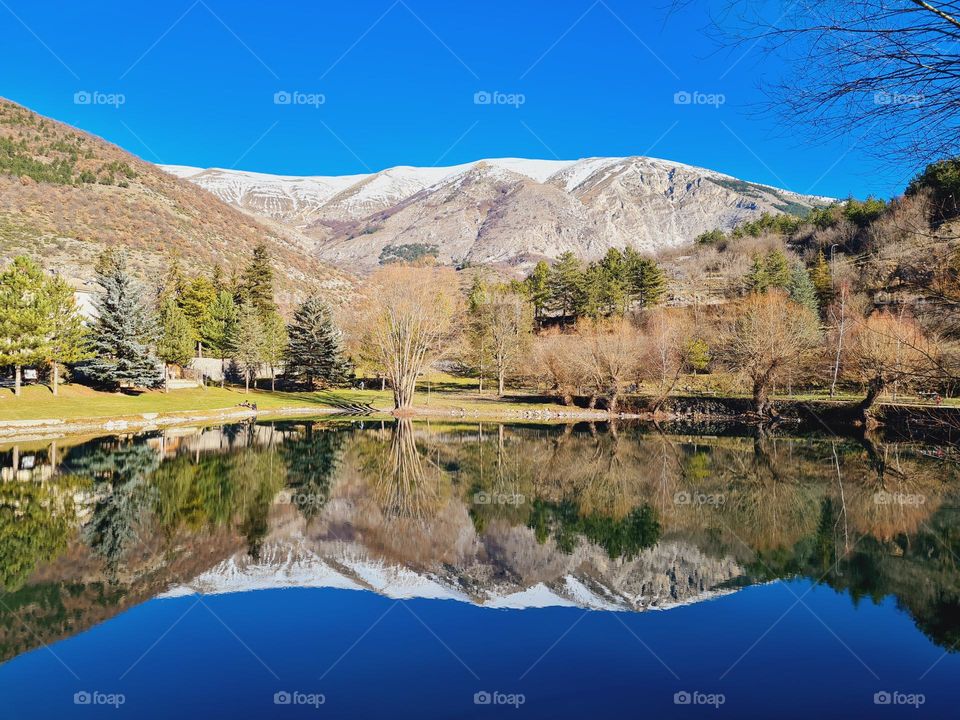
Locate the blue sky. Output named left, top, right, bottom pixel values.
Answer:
left=0, top=0, right=915, bottom=198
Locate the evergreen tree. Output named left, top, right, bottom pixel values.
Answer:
left=788, top=263, right=820, bottom=316
left=0, top=256, right=52, bottom=395
left=44, top=275, right=90, bottom=396
left=548, top=252, right=585, bottom=324
left=233, top=301, right=265, bottom=393
left=238, top=242, right=276, bottom=316
left=810, top=250, right=834, bottom=309
left=765, top=249, right=791, bottom=288
left=178, top=274, right=217, bottom=349
left=746, top=253, right=771, bottom=293
left=156, top=296, right=195, bottom=391
left=201, top=290, right=239, bottom=388
left=79, top=251, right=162, bottom=390
left=526, top=260, right=551, bottom=324
left=284, top=297, right=350, bottom=388
left=628, top=257, right=667, bottom=307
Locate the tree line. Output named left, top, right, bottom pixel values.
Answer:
left=0, top=242, right=349, bottom=396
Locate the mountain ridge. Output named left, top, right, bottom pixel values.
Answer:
left=165, top=157, right=833, bottom=272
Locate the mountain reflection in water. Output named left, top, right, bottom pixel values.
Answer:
left=1, top=419, right=958, bottom=664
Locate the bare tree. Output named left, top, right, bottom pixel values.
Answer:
left=641, top=308, right=689, bottom=411
left=529, top=329, right=582, bottom=405
left=723, top=291, right=822, bottom=416
left=706, top=0, right=960, bottom=164
left=468, top=286, right=534, bottom=396
left=355, top=265, right=460, bottom=411
left=572, top=318, right=645, bottom=414
left=847, top=309, right=940, bottom=422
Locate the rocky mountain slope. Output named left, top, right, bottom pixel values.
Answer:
left=0, top=99, right=353, bottom=304
left=167, top=157, right=833, bottom=272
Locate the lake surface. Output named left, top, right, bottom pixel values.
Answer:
left=0, top=419, right=958, bottom=718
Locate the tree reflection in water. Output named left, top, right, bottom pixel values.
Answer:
left=0, top=420, right=959, bottom=656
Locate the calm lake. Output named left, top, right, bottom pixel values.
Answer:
left=0, top=420, right=958, bottom=718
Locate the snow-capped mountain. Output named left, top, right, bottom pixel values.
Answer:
left=164, top=157, right=832, bottom=271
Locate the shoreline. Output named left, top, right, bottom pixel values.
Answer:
left=1, top=395, right=958, bottom=444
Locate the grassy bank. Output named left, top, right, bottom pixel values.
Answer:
left=0, top=376, right=955, bottom=425
left=0, top=381, right=566, bottom=423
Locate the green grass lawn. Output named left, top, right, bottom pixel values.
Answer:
left=0, top=373, right=954, bottom=424
left=0, top=379, right=564, bottom=423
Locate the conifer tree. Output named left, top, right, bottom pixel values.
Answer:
left=788, top=263, right=820, bottom=316
left=284, top=297, right=350, bottom=388
left=45, top=275, right=91, bottom=396
left=179, top=274, right=217, bottom=350
left=201, top=290, right=239, bottom=387
left=80, top=251, right=162, bottom=390
left=765, top=249, right=791, bottom=288
left=810, top=250, right=834, bottom=309
left=548, top=252, right=585, bottom=324
left=238, top=243, right=276, bottom=316
left=0, top=256, right=52, bottom=395
left=526, top=260, right=551, bottom=324
left=156, top=296, right=195, bottom=391
left=629, top=257, right=667, bottom=308
left=746, top=254, right=771, bottom=293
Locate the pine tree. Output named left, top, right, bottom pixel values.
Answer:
left=0, top=256, right=52, bottom=395
left=526, top=260, right=551, bottom=324
left=238, top=242, right=276, bottom=316
left=45, top=275, right=91, bottom=396
left=233, top=301, right=265, bottom=393
left=788, top=263, right=820, bottom=316
left=810, top=250, right=834, bottom=309
left=746, top=253, right=770, bottom=293
left=765, top=249, right=791, bottom=288
left=79, top=251, right=162, bottom=390
left=178, top=274, right=217, bottom=349
left=548, top=252, right=585, bottom=324
left=629, top=257, right=667, bottom=307
left=201, top=290, right=238, bottom=387
left=156, top=296, right=195, bottom=391
left=284, top=297, right=350, bottom=389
